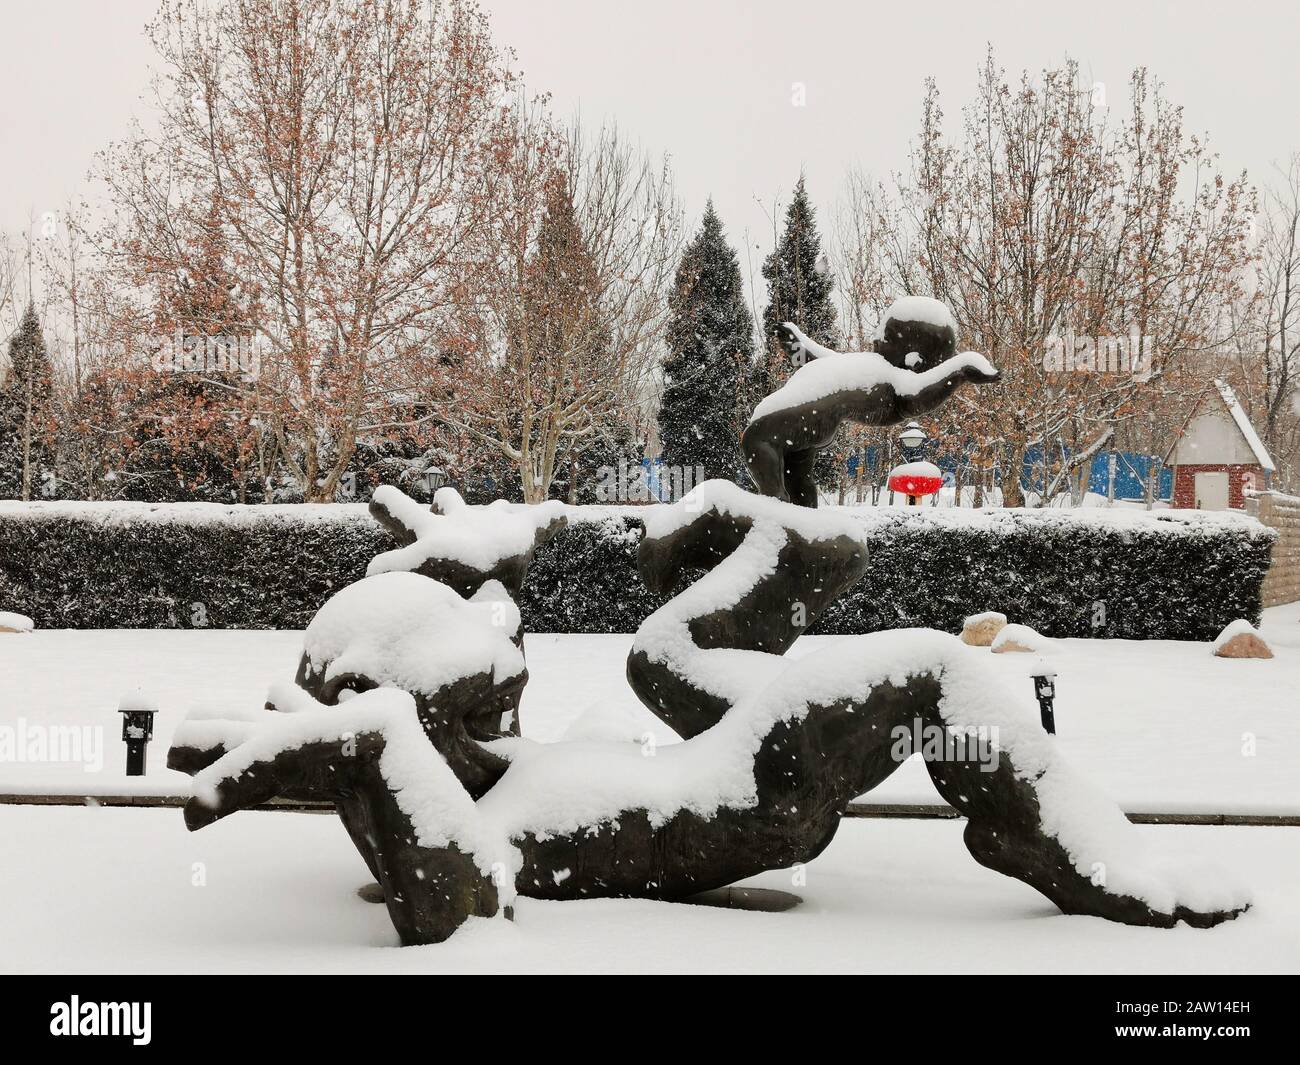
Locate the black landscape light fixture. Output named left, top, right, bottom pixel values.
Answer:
left=898, top=420, right=927, bottom=461
left=419, top=466, right=448, bottom=496
left=1031, top=666, right=1057, bottom=735
left=118, top=691, right=158, bottom=776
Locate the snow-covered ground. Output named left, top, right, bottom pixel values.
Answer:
left=1, top=805, right=1294, bottom=973
left=3, top=606, right=1296, bottom=972
left=2, top=603, right=1297, bottom=814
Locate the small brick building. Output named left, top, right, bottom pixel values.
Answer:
left=1165, top=380, right=1274, bottom=510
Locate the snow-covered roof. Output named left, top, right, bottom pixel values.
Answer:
left=1214, top=380, right=1275, bottom=472
left=1165, top=380, right=1275, bottom=471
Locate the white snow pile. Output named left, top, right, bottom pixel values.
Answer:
left=478, top=629, right=1248, bottom=918
left=191, top=686, right=518, bottom=897
left=369, top=485, right=566, bottom=576
left=965, top=611, right=1007, bottom=626
left=0, top=499, right=371, bottom=527
left=991, top=624, right=1054, bottom=653
left=750, top=341, right=996, bottom=422
left=0, top=611, right=34, bottom=633
left=1211, top=618, right=1262, bottom=653
left=302, top=571, right=524, bottom=697
left=831, top=501, right=1272, bottom=538
left=172, top=702, right=267, bottom=753
left=872, top=295, right=958, bottom=340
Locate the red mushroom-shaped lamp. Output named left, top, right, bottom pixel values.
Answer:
left=888, top=460, right=944, bottom=505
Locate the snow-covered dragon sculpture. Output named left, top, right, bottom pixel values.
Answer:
left=168, top=299, right=1248, bottom=945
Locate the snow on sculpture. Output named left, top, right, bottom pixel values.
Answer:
left=168, top=296, right=1249, bottom=945
left=186, top=685, right=514, bottom=944
left=368, top=483, right=567, bottom=598
left=742, top=297, right=1000, bottom=506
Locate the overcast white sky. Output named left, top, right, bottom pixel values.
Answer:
left=2, top=0, right=1297, bottom=275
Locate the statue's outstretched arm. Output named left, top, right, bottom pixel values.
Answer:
left=892, top=353, right=1000, bottom=420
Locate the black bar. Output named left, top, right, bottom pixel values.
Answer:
left=124, top=741, right=147, bottom=776
left=1038, top=695, right=1056, bottom=734
left=0, top=976, right=1291, bottom=1051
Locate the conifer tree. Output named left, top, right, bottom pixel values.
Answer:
left=756, top=177, right=843, bottom=494
left=0, top=303, right=56, bottom=500
left=659, top=201, right=753, bottom=489
left=756, top=176, right=839, bottom=399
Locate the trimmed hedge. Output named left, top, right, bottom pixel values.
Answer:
left=523, top=513, right=671, bottom=632
left=0, top=502, right=388, bottom=630
left=812, top=509, right=1275, bottom=640
left=0, top=500, right=1275, bottom=640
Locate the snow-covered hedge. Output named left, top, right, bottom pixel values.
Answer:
left=814, top=506, right=1275, bottom=640
left=0, top=500, right=1273, bottom=639
left=524, top=512, right=670, bottom=632
left=0, top=501, right=388, bottom=629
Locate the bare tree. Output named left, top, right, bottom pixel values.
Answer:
left=446, top=115, right=680, bottom=503
left=1229, top=155, right=1300, bottom=491
left=94, top=0, right=515, bottom=501
left=836, top=55, right=1254, bottom=507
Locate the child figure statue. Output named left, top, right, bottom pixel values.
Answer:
left=742, top=296, right=999, bottom=506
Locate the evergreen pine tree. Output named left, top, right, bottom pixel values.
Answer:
left=659, top=200, right=753, bottom=490
left=757, top=177, right=844, bottom=495
left=756, top=176, right=839, bottom=399
left=0, top=303, right=56, bottom=500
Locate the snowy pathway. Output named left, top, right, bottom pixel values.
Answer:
left=0, top=805, right=1293, bottom=973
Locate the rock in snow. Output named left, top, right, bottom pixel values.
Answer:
left=1212, top=619, right=1273, bottom=659
left=961, top=611, right=1008, bottom=646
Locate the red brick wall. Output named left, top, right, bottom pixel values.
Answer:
left=1172, top=464, right=1264, bottom=509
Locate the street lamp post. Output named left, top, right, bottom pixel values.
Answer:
left=1031, top=667, right=1058, bottom=735
left=118, top=691, right=159, bottom=776
left=418, top=467, right=448, bottom=498
left=899, top=421, right=927, bottom=462
left=888, top=422, right=942, bottom=506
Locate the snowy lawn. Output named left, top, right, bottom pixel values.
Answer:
left=1, top=602, right=1296, bottom=814
left=0, top=805, right=1294, bottom=973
